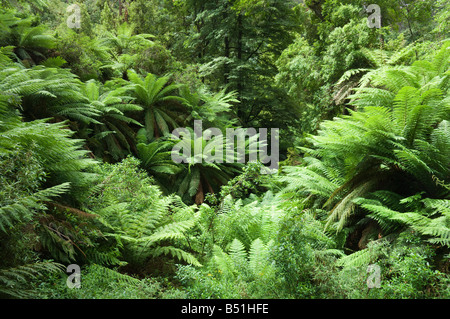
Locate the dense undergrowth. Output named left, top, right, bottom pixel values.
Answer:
left=0, top=0, right=449, bottom=299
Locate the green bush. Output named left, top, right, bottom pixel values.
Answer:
left=370, top=232, right=450, bottom=299
left=313, top=231, right=450, bottom=299
left=83, top=156, right=201, bottom=273
left=272, top=211, right=340, bottom=298
left=35, top=264, right=187, bottom=299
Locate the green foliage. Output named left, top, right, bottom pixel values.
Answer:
left=84, top=157, right=201, bottom=270
left=1, top=65, right=84, bottom=122
left=432, top=0, right=450, bottom=38
left=0, top=127, right=105, bottom=265
left=176, top=191, right=287, bottom=298
left=218, top=162, right=268, bottom=201
left=280, top=43, right=449, bottom=237
left=0, top=119, right=96, bottom=197
left=273, top=42, right=449, bottom=299
left=179, top=86, right=239, bottom=130
left=0, top=141, right=73, bottom=298
left=208, top=192, right=283, bottom=250
left=79, top=79, right=142, bottom=161
left=0, top=9, right=55, bottom=65
left=123, top=70, right=183, bottom=140
left=275, top=36, right=324, bottom=134
left=182, top=0, right=300, bottom=130
left=170, top=135, right=243, bottom=204
left=328, top=231, right=449, bottom=299
left=55, top=28, right=112, bottom=81
left=177, top=235, right=280, bottom=298
left=99, top=22, right=154, bottom=56
left=0, top=261, right=64, bottom=298
left=35, top=263, right=187, bottom=299
left=355, top=195, right=450, bottom=247
left=272, top=210, right=341, bottom=298
left=1, top=0, right=449, bottom=300
left=137, top=139, right=181, bottom=176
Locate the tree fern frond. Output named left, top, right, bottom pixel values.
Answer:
left=152, top=246, right=202, bottom=267
left=325, top=179, right=378, bottom=232
left=336, top=240, right=388, bottom=268
left=0, top=261, right=64, bottom=298
left=141, top=218, right=197, bottom=244
left=0, top=183, right=70, bottom=234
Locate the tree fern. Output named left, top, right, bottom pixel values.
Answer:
left=78, top=80, right=143, bottom=161
left=170, top=130, right=243, bottom=204
left=348, top=87, right=396, bottom=108
left=279, top=42, right=449, bottom=250
left=355, top=196, right=450, bottom=247
left=152, top=246, right=201, bottom=267
left=137, top=140, right=181, bottom=176
left=334, top=44, right=416, bottom=108
left=354, top=197, right=406, bottom=233
left=179, top=86, right=239, bottom=130
left=123, top=70, right=183, bottom=140
left=99, top=22, right=154, bottom=56
left=0, top=11, right=55, bottom=65
left=0, top=119, right=97, bottom=197
left=0, top=64, right=101, bottom=125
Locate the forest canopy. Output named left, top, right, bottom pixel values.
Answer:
left=0, top=0, right=449, bottom=300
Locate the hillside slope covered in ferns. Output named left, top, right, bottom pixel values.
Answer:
left=0, top=0, right=449, bottom=299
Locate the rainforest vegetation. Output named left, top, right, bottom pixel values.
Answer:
left=0, top=0, right=449, bottom=299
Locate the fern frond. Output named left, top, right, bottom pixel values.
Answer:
left=0, top=183, right=70, bottom=234
left=248, top=238, right=271, bottom=277
left=141, top=218, right=197, bottom=244
left=152, top=246, right=202, bottom=267
left=85, top=264, right=140, bottom=285
left=0, top=261, right=64, bottom=298
left=228, top=238, right=247, bottom=264
left=212, top=245, right=235, bottom=277
left=325, top=179, right=377, bottom=232
left=336, top=240, right=388, bottom=268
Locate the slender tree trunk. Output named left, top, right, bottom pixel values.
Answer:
left=236, top=13, right=243, bottom=99
left=224, top=36, right=230, bottom=84
left=223, top=1, right=230, bottom=84
left=236, top=12, right=244, bottom=123
left=237, top=13, right=242, bottom=76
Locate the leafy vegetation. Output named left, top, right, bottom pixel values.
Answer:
left=0, top=0, right=448, bottom=300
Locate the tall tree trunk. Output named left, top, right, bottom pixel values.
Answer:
left=223, top=1, right=230, bottom=84
left=224, top=36, right=230, bottom=84
left=237, top=12, right=243, bottom=96
left=236, top=12, right=245, bottom=123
